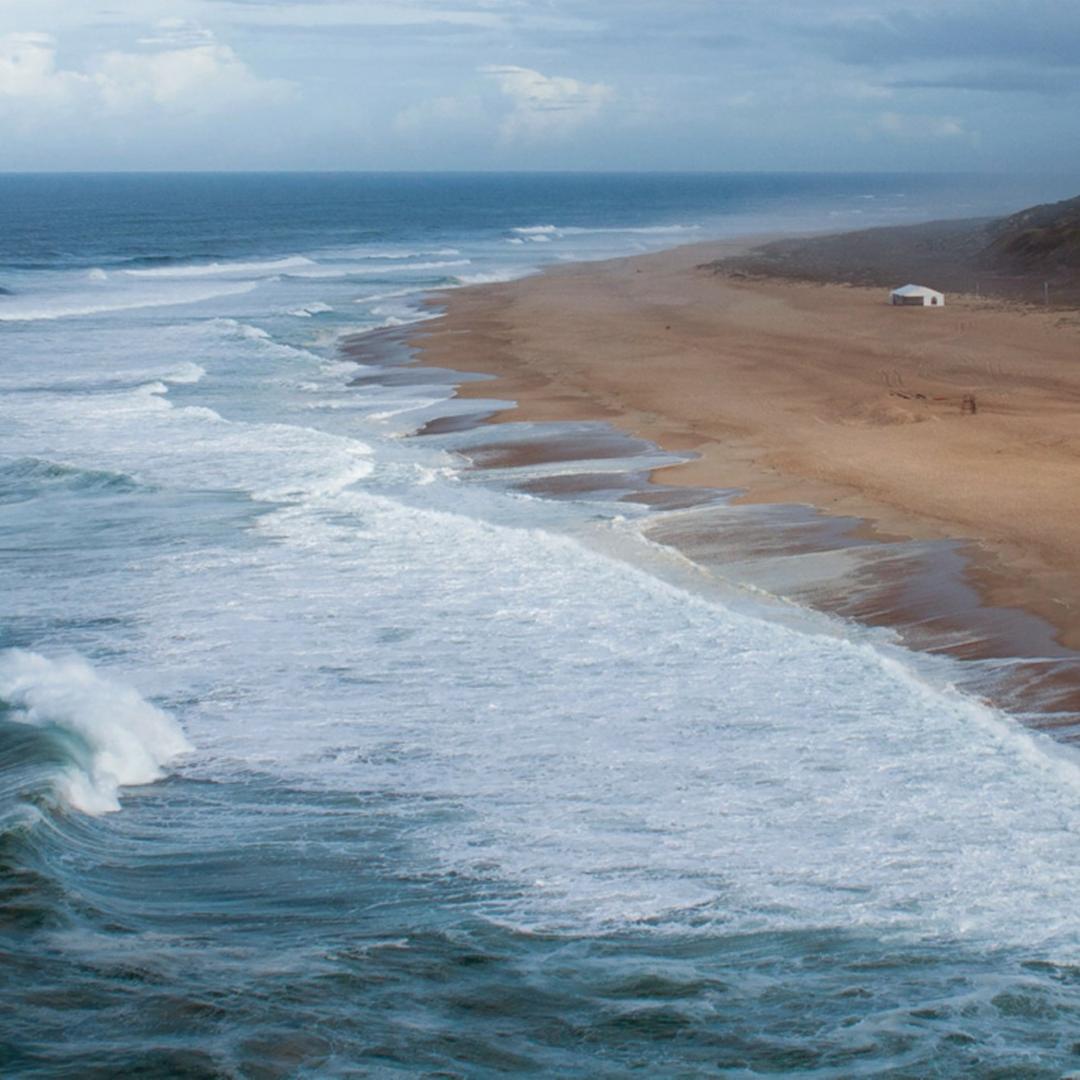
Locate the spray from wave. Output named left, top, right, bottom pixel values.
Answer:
left=0, top=651, right=191, bottom=815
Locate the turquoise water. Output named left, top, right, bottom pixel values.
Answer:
left=3, top=173, right=1080, bottom=1078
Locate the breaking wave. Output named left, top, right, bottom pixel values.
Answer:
left=285, top=260, right=471, bottom=280
left=0, top=282, right=259, bottom=322
left=511, top=223, right=702, bottom=239
left=0, top=651, right=191, bottom=815
left=122, top=256, right=315, bottom=279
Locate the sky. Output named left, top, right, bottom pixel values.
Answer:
left=0, top=0, right=1078, bottom=172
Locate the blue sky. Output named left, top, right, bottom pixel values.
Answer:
left=1, top=0, right=1078, bottom=171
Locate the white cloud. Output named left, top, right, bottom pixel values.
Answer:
left=393, top=94, right=478, bottom=134
left=204, top=1, right=507, bottom=30
left=875, top=110, right=971, bottom=139
left=136, top=18, right=217, bottom=49
left=96, top=36, right=292, bottom=114
left=482, top=64, right=614, bottom=138
left=0, top=33, right=90, bottom=103
left=0, top=23, right=292, bottom=120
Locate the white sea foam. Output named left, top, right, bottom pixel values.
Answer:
left=123, top=256, right=315, bottom=278
left=1, top=348, right=375, bottom=503
left=346, top=259, right=471, bottom=275
left=0, top=281, right=258, bottom=322
left=115, top=470, right=1080, bottom=955
left=511, top=223, right=701, bottom=239
left=368, top=305, right=441, bottom=327
left=355, top=287, right=431, bottom=305
left=0, top=360, right=205, bottom=393
left=216, top=318, right=270, bottom=340
left=353, top=248, right=461, bottom=260
left=161, top=361, right=207, bottom=385
left=0, top=650, right=191, bottom=815
left=281, top=259, right=471, bottom=281
left=454, top=268, right=532, bottom=286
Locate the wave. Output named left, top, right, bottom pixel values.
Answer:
left=287, top=302, right=334, bottom=318
left=0, top=361, right=206, bottom=394
left=511, top=223, right=702, bottom=239
left=213, top=318, right=269, bottom=340
left=369, top=303, right=440, bottom=322
left=251, top=451, right=373, bottom=502
left=122, top=256, right=315, bottom=279
left=354, top=287, right=429, bottom=304
left=105, top=252, right=229, bottom=270
left=0, top=651, right=191, bottom=815
left=453, top=269, right=532, bottom=286
left=161, top=361, right=207, bottom=385
left=212, top=320, right=330, bottom=370
left=351, top=248, right=462, bottom=260
left=0, top=282, right=258, bottom=323
left=0, top=457, right=141, bottom=503
left=284, top=260, right=472, bottom=280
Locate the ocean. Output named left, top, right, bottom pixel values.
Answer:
left=3, top=172, right=1080, bottom=1078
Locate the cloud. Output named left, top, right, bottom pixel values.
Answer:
left=874, top=111, right=972, bottom=140
left=0, top=32, right=90, bottom=103
left=885, top=69, right=1077, bottom=96
left=393, top=93, right=477, bottom=134
left=814, top=1, right=1080, bottom=69
left=482, top=64, right=614, bottom=138
left=96, top=33, right=293, bottom=114
left=0, top=22, right=292, bottom=119
left=136, top=18, right=218, bottom=49
left=201, top=0, right=507, bottom=30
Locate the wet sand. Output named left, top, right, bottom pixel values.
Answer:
left=343, top=235, right=1080, bottom=727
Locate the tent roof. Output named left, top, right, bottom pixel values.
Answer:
left=891, top=284, right=943, bottom=297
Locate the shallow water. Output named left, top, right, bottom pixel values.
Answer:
left=3, top=172, right=1080, bottom=1077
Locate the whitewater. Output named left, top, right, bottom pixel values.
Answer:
left=3, top=172, right=1080, bottom=1078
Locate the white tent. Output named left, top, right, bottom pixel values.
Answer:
left=889, top=284, right=945, bottom=307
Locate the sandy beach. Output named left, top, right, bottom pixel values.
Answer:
left=408, top=236, right=1080, bottom=683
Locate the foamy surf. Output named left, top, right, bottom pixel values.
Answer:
left=0, top=280, right=259, bottom=322
left=511, top=223, right=702, bottom=238
left=4, top=170, right=1080, bottom=1078
left=0, top=651, right=190, bottom=815
left=122, top=255, right=316, bottom=278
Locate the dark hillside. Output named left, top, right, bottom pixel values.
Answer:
left=981, top=194, right=1080, bottom=274
left=712, top=193, right=1080, bottom=307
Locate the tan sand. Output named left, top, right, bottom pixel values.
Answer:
left=411, top=238, right=1080, bottom=651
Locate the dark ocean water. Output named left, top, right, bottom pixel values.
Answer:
left=3, top=172, right=1080, bottom=1078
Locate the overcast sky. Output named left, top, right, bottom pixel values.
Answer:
left=1, top=0, right=1078, bottom=171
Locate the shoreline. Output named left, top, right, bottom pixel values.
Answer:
left=352, top=232, right=1080, bottom=725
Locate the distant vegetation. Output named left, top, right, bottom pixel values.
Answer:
left=982, top=194, right=1080, bottom=274
left=712, top=193, right=1080, bottom=307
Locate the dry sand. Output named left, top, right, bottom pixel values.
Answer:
left=412, top=237, right=1080, bottom=653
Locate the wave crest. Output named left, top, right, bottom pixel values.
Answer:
left=0, top=651, right=191, bottom=815
left=122, top=256, right=315, bottom=279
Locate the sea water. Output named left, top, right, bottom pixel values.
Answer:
left=3, top=172, right=1080, bottom=1078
